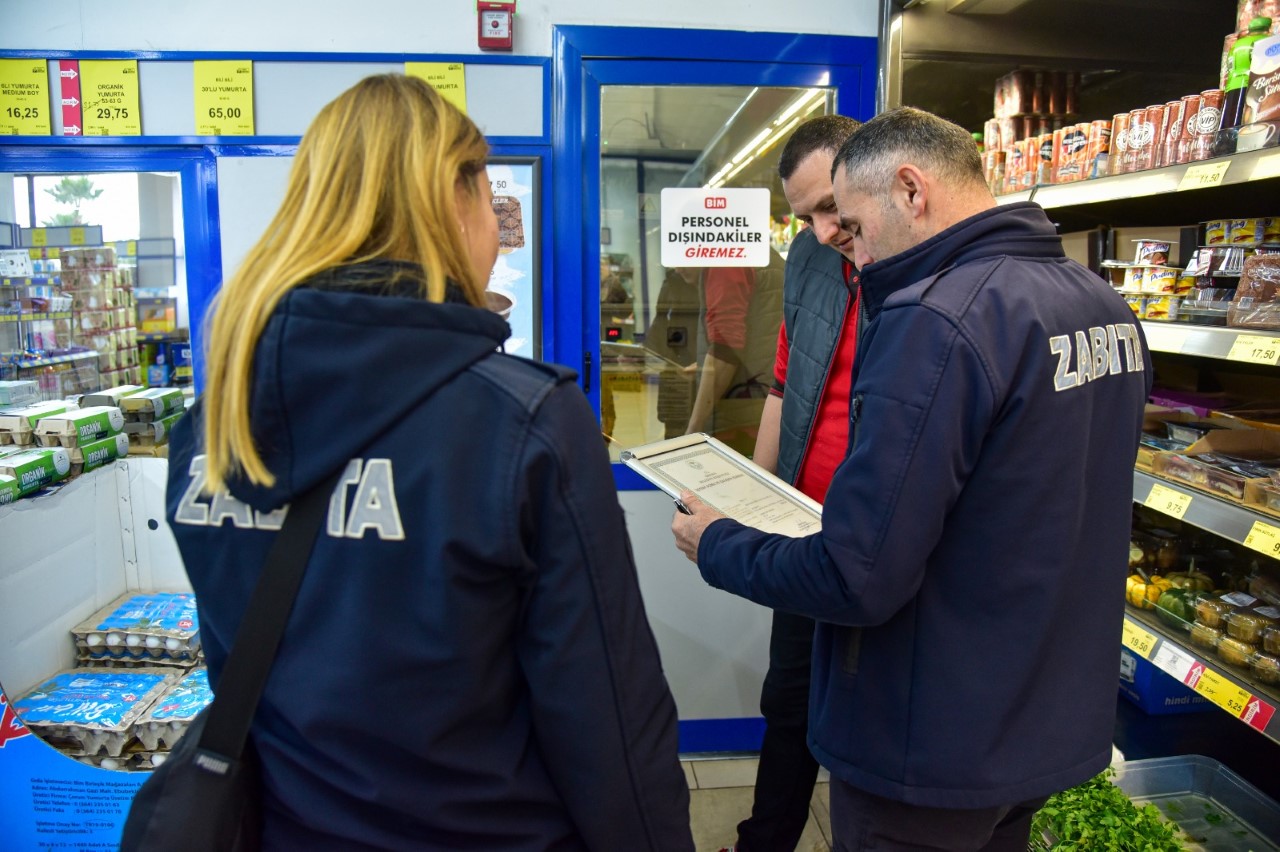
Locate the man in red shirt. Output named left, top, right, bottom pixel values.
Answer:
left=724, top=114, right=865, bottom=852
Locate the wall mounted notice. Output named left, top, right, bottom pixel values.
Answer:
left=660, top=187, right=771, bottom=267
left=194, top=61, right=255, bottom=136
left=80, top=60, right=141, bottom=136
left=486, top=160, right=538, bottom=358
left=0, top=59, right=51, bottom=136
left=405, top=62, right=468, bottom=113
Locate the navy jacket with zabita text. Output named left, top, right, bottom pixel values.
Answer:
left=696, top=203, right=1152, bottom=809
left=165, top=263, right=693, bottom=851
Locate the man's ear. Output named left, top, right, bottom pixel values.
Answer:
left=894, top=164, right=928, bottom=219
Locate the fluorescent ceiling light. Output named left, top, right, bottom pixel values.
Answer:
left=773, top=88, right=825, bottom=127
left=756, top=116, right=802, bottom=158
left=731, top=128, right=773, bottom=165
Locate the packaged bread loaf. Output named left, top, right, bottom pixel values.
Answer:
left=1227, top=254, right=1280, bottom=328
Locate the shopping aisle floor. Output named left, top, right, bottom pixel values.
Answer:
left=683, top=756, right=832, bottom=851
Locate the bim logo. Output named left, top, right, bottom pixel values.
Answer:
left=705, top=197, right=727, bottom=209
left=0, top=695, right=31, bottom=748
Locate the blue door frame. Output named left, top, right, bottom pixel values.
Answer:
left=0, top=146, right=222, bottom=391
left=549, top=26, right=878, bottom=489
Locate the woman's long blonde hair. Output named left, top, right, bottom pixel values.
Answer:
left=202, top=74, right=489, bottom=491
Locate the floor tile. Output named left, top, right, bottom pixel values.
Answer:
left=690, top=757, right=759, bottom=789
left=682, top=760, right=698, bottom=789
left=811, top=782, right=831, bottom=845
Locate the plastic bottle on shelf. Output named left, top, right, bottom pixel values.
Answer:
left=1218, top=16, right=1273, bottom=147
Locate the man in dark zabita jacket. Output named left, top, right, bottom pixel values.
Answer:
left=671, top=109, right=1152, bottom=849
left=166, top=264, right=694, bottom=851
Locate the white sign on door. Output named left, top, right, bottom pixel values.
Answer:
left=660, top=187, right=771, bottom=267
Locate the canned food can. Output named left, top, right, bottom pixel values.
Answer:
left=1020, top=138, right=1039, bottom=190
left=1050, top=128, right=1066, bottom=184
left=1021, top=115, right=1036, bottom=142
left=1110, top=113, right=1131, bottom=176
left=1158, top=100, right=1186, bottom=169
left=1123, top=108, right=1147, bottom=173
left=1177, top=94, right=1202, bottom=164
left=1190, top=89, right=1225, bottom=161
left=1221, top=34, right=1238, bottom=91
left=1036, top=133, right=1055, bottom=185
left=1055, top=123, right=1090, bottom=183
left=1130, top=106, right=1162, bottom=171
left=1086, top=119, right=1112, bottom=178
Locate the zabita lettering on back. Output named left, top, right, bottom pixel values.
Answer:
left=174, top=455, right=405, bottom=541
left=1048, top=322, right=1144, bottom=392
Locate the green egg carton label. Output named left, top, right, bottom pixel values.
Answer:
left=0, top=401, right=69, bottom=431
left=35, top=406, right=126, bottom=446
left=0, top=448, right=72, bottom=494
left=79, top=433, right=131, bottom=471
left=0, top=474, right=19, bottom=505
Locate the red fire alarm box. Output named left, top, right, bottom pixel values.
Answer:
left=478, top=1, right=516, bottom=52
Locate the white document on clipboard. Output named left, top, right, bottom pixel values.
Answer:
left=620, top=433, right=822, bottom=537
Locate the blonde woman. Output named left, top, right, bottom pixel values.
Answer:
left=164, top=75, right=693, bottom=851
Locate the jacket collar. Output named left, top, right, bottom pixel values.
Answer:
left=858, top=202, right=1063, bottom=319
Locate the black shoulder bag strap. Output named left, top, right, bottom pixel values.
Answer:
left=194, top=470, right=341, bottom=765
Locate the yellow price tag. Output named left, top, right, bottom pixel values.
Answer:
left=1178, top=160, right=1231, bottom=191
left=47, top=247, right=58, bottom=259
left=193, top=60, right=255, bottom=136
left=80, top=60, right=141, bottom=136
left=1226, top=333, right=1280, bottom=366
left=1122, top=618, right=1158, bottom=659
left=1194, top=668, right=1251, bottom=716
left=405, top=62, right=468, bottom=113
left=68, top=227, right=86, bottom=246
left=1144, top=483, right=1192, bottom=519
left=0, top=59, right=52, bottom=135
left=1244, top=520, right=1280, bottom=559
left=126, top=240, right=137, bottom=256
left=31, top=229, right=47, bottom=247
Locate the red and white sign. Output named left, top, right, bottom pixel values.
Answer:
left=1241, top=696, right=1276, bottom=731
left=1184, top=661, right=1205, bottom=689
left=661, top=187, right=771, bottom=267
left=59, top=60, right=82, bottom=136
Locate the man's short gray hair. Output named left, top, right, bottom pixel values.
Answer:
left=831, top=107, right=985, bottom=196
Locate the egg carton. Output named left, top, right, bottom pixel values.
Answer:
left=12, top=668, right=176, bottom=758
left=77, top=649, right=202, bottom=668
left=72, top=591, right=201, bottom=662
left=134, top=668, right=211, bottom=751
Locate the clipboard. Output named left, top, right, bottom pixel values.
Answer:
left=620, top=433, right=822, bottom=537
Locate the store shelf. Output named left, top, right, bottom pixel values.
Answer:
left=136, top=331, right=186, bottom=343
left=1133, top=470, right=1280, bottom=561
left=2, top=350, right=100, bottom=369
left=1122, top=608, right=1280, bottom=744
left=0, top=276, right=59, bottom=288
left=995, top=146, right=1280, bottom=230
left=0, top=312, right=73, bottom=324
left=1140, top=322, right=1280, bottom=365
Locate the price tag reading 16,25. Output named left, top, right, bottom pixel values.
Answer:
left=1144, top=483, right=1192, bottom=519
left=1244, top=520, right=1280, bottom=560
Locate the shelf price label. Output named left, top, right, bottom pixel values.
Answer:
left=80, top=60, right=141, bottom=136
left=1121, top=618, right=1158, bottom=659
left=194, top=61, right=254, bottom=136
left=1226, top=333, right=1280, bottom=366
left=1192, top=667, right=1251, bottom=716
left=0, top=58, right=52, bottom=135
left=1144, top=483, right=1192, bottom=519
left=68, top=227, right=86, bottom=246
left=30, top=229, right=47, bottom=247
left=1244, top=520, right=1280, bottom=559
left=1177, top=160, right=1231, bottom=191
left=405, top=62, right=468, bottom=113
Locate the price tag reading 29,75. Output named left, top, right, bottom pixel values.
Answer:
left=1144, top=483, right=1192, bottom=519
